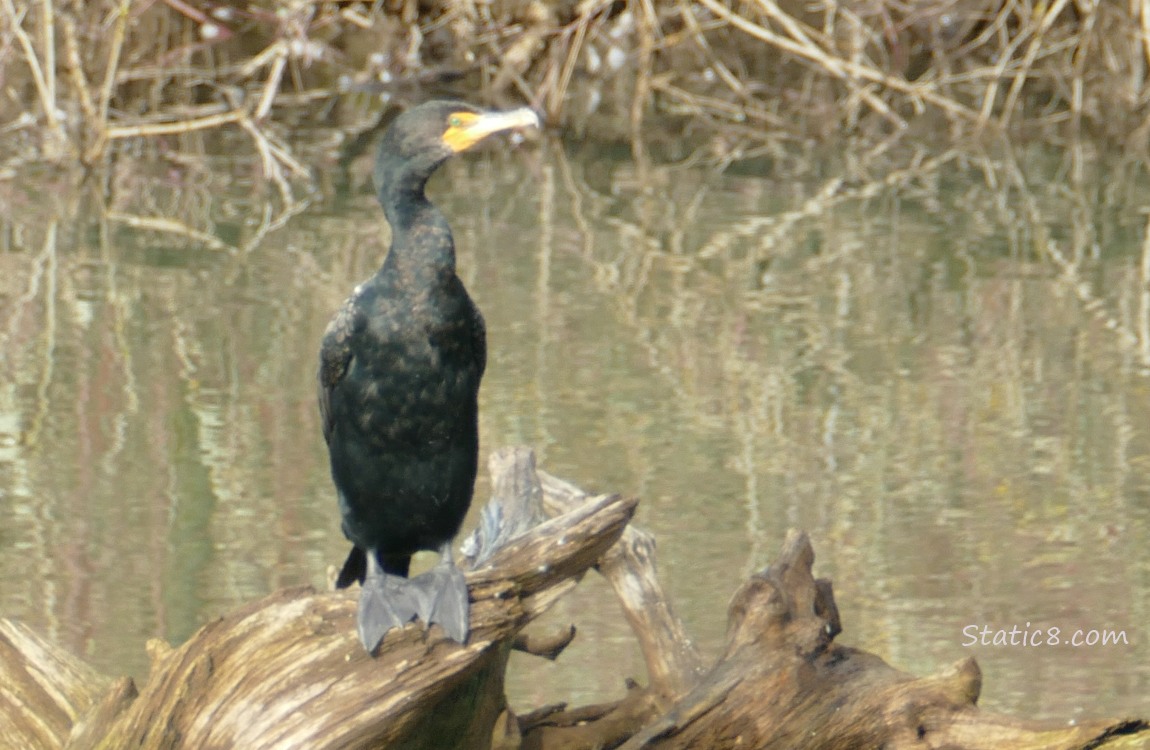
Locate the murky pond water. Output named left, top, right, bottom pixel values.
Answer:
left=1, top=137, right=1147, bottom=723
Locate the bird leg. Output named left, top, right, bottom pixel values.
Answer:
left=357, top=553, right=417, bottom=654
left=404, top=542, right=470, bottom=643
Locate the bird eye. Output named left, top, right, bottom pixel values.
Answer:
left=448, top=115, right=463, bottom=128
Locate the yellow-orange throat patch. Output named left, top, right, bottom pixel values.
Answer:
left=442, top=108, right=539, bottom=153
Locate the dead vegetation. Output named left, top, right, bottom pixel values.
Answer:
left=3, top=0, right=1150, bottom=178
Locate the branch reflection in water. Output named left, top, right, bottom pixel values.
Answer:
left=0, top=137, right=1146, bottom=722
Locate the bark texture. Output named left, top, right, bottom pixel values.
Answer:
left=0, top=448, right=1145, bottom=750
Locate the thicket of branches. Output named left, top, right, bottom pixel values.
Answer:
left=2, top=0, right=1149, bottom=174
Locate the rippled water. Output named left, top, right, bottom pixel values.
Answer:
left=1, top=137, right=1147, bottom=724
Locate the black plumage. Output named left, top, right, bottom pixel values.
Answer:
left=318, top=100, right=539, bottom=651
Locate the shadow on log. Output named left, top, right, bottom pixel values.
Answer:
left=1, top=446, right=1146, bottom=750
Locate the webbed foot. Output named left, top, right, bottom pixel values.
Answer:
left=405, top=543, right=470, bottom=643
left=357, top=561, right=416, bottom=653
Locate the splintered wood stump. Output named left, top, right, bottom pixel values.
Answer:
left=521, top=471, right=1148, bottom=750
left=616, top=529, right=1147, bottom=750
left=0, top=447, right=1146, bottom=750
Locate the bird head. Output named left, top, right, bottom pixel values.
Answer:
left=375, top=101, right=540, bottom=189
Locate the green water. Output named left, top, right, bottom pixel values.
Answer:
left=1, top=137, right=1147, bottom=723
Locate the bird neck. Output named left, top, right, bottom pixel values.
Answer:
left=379, top=177, right=457, bottom=276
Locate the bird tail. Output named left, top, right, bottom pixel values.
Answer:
left=335, top=546, right=366, bottom=589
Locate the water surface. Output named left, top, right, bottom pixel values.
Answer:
left=1, top=138, right=1147, bottom=723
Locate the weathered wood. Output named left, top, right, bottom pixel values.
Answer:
left=463, top=446, right=549, bottom=568
left=539, top=470, right=705, bottom=701
left=510, top=469, right=714, bottom=750
left=0, top=461, right=635, bottom=750
left=616, top=529, right=1149, bottom=750
left=65, top=677, right=137, bottom=749
left=0, top=619, right=110, bottom=750
left=511, top=626, right=577, bottom=661
left=518, top=684, right=661, bottom=750
left=98, top=490, right=634, bottom=750
left=2, top=450, right=1147, bottom=750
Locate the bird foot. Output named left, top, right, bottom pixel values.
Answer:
left=405, top=559, right=469, bottom=643
left=357, top=571, right=416, bottom=654
left=355, top=551, right=471, bottom=653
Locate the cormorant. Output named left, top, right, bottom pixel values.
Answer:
left=318, top=101, right=539, bottom=652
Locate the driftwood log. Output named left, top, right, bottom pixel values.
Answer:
left=1, top=447, right=1146, bottom=750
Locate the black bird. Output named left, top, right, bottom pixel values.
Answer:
left=318, top=101, right=539, bottom=652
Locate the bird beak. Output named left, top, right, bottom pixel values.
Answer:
left=443, top=107, right=541, bottom=153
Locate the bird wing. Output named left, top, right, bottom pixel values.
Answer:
left=317, top=296, right=362, bottom=445
left=468, top=294, right=488, bottom=378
